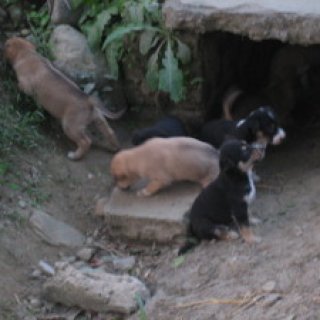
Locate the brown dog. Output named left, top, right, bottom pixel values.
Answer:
left=4, top=37, right=120, bottom=160
left=110, top=137, right=220, bottom=196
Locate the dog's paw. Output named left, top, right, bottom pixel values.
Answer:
left=137, top=188, right=151, bottom=197
left=249, top=215, right=262, bottom=226
left=67, top=151, right=77, bottom=160
left=226, top=230, right=239, bottom=240
left=245, top=234, right=262, bottom=244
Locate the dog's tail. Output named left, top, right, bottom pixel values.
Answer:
left=178, top=237, right=200, bottom=255
left=91, top=106, right=120, bottom=152
left=89, top=95, right=126, bottom=120
left=222, top=87, right=243, bottom=120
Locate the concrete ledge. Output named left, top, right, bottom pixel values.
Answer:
left=100, top=182, right=201, bottom=243
left=163, top=0, right=320, bottom=44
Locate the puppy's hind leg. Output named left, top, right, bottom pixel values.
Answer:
left=92, top=109, right=120, bottom=152
left=62, top=124, right=92, bottom=160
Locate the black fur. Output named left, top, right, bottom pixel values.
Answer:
left=179, top=140, right=256, bottom=255
left=132, top=115, right=187, bottom=145
left=201, top=106, right=283, bottom=148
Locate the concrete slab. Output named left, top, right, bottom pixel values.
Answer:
left=100, top=182, right=201, bottom=243
left=163, top=0, right=320, bottom=44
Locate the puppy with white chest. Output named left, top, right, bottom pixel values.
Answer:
left=111, top=137, right=220, bottom=196
left=4, top=37, right=120, bottom=160
left=201, top=106, right=286, bottom=154
left=179, top=140, right=263, bottom=255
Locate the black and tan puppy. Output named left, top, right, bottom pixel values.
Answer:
left=201, top=106, right=286, bottom=153
left=179, top=140, right=263, bottom=255
left=4, top=37, right=120, bottom=160
left=132, top=115, right=187, bottom=145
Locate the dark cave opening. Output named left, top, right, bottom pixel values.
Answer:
left=201, top=31, right=320, bottom=127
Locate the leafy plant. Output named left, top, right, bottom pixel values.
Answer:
left=26, top=5, right=52, bottom=58
left=74, top=0, right=191, bottom=103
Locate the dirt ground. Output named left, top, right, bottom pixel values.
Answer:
left=2, top=111, right=320, bottom=320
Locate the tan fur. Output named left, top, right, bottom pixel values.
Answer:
left=4, top=37, right=120, bottom=160
left=222, top=87, right=243, bottom=120
left=110, top=137, right=220, bottom=196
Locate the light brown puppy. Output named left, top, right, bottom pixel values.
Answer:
left=110, top=137, right=220, bottom=196
left=4, top=37, right=120, bottom=160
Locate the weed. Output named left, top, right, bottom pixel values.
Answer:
left=0, top=103, right=45, bottom=155
left=73, top=0, right=191, bottom=103
left=135, top=293, right=148, bottom=320
left=26, top=5, right=52, bottom=58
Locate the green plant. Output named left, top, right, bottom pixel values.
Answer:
left=135, top=293, right=148, bottom=320
left=26, top=5, right=52, bottom=58
left=0, top=103, right=45, bottom=155
left=74, top=0, right=191, bottom=103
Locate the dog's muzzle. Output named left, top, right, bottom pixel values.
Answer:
left=272, top=128, right=286, bottom=145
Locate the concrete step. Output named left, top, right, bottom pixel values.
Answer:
left=98, top=182, right=201, bottom=243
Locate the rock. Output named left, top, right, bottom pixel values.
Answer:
left=262, top=280, right=276, bottom=292
left=76, top=247, right=95, bottom=262
left=112, top=256, right=136, bottom=271
left=43, top=264, right=150, bottom=314
left=50, top=25, right=106, bottom=84
left=30, top=209, right=85, bottom=247
left=48, top=0, right=83, bottom=25
left=18, top=199, right=27, bottom=208
left=163, top=0, right=320, bottom=45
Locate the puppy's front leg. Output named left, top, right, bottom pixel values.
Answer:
left=137, top=179, right=169, bottom=197
left=232, top=201, right=261, bottom=244
left=239, top=226, right=260, bottom=244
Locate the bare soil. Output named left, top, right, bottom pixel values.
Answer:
left=1, top=114, right=320, bottom=320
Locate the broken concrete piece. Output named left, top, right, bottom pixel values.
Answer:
left=30, top=209, right=85, bottom=247
left=163, top=0, right=320, bottom=45
left=100, top=182, right=201, bottom=243
left=43, top=264, right=150, bottom=314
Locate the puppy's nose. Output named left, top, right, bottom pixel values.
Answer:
left=272, top=128, right=286, bottom=145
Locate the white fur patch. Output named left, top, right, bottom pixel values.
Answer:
left=272, top=128, right=286, bottom=145
left=244, top=169, right=256, bottom=204
left=236, top=119, right=245, bottom=127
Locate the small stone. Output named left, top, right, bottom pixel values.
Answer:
left=20, top=29, right=30, bottom=36
left=112, top=256, right=136, bottom=271
left=76, top=247, right=95, bottom=262
left=88, top=173, right=94, bottom=180
left=262, top=280, right=276, bottom=292
left=86, top=237, right=93, bottom=245
left=18, top=200, right=27, bottom=208
left=29, top=298, right=41, bottom=308
left=38, top=260, right=55, bottom=276
left=62, top=256, right=77, bottom=263
left=30, top=269, right=42, bottom=279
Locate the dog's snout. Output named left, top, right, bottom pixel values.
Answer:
left=272, top=128, right=286, bottom=145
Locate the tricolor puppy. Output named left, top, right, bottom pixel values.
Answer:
left=4, top=37, right=120, bottom=160
left=132, top=115, right=187, bottom=145
left=179, top=140, right=263, bottom=255
left=201, top=106, right=286, bottom=155
left=111, top=137, right=220, bottom=196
